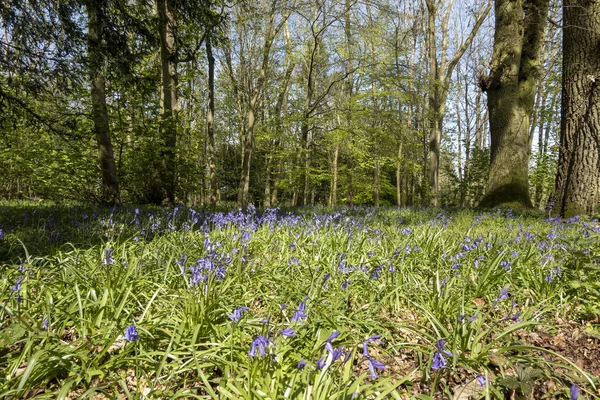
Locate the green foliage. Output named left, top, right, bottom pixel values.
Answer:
left=1, top=204, right=598, bottom=398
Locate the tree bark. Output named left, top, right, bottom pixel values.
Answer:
left=426, top=0, right=491, bottom=206
left=87, top=0, right=120, bottom=205
left=238, top=1, right=287, bottom=209
left=553, top=0, right=600, bottom=217
left=479, top=0, right=549, bottom=209
left=157, top=0, right=179, bottom=205
left=206, top=34, right=217, bottom=207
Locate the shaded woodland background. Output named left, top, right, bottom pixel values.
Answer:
left=0, top=0, right=598, bottom=216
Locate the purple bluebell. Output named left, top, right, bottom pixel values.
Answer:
left=341, top=281, right=350, bottom=290
left=500, top=260, right=513, bottom=271
left=476, top=375, right=490, bottom=386
left=316, top=357, right=326, bottom=370
left=42, top=319, right=49, bottom=330
left=281, top=327, right=296, bottom=337
left=11, top=276, right=24, bottom=293
left=367, top=357, right=385, bottom=378
left=570, top=384, right=579, bottom=400
left=323, top=273, right=331, bottom=289
left=248, top=335, right=270, bottom=357
left=124, top=322, right=139, bottom=342
left=297, top=359, right=307, bottom=370
left=325, top=330, right=341, bottom=353
left=292, top=301, right=307, bottom=323
left=431, top=339, right=453, bottom=371
left=331, top=346, right=344, bottom=361
left=227, top=306, right=249, bottom=322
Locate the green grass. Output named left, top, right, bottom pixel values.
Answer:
left=1, top=204, right=599, bottom=399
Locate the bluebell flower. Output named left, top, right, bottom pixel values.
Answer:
left=431, top=339, right=453, bottom=371
left=248, top=335, right=270, bottom=357
left=103, top=248, right=114, bottom=265
left=331, top=346, right=344, bottom=361
left=316, top=357, right=326, bottom=370
left=281, top=327, right=296, bottom=337
left=227, top=306, right=249, bottom=322
left=11, top=276, right=24, bottom=293
left=292, top=301, right=307, bottom=323
left=42, top=318, right=49, bottom=330
left=367, top=357, right=385, bottom=378
left=323, top=273, right=331, bottom=289
left=570, top=384, right=579, bottom=400
left=297, top=359, right=307, bottom=370
left=124, top=322, right=139, bottom=342
left=325, top=330, right=340, bottom=353
left=476, top=375, right=490, bottom=386
left=500, top=260, right=513, bottom=271
left=341, top=281, right=350, bottom=290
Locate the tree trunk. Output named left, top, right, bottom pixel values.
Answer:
left=158, top=0, right=179, bottom=205
left=374, top=159, right=380, bottom=207
left=426, top=0, right=491, bottom=206
left=553, top=0, right=600, bottom=217
left=238, top=1, right=286, bottom=209
left=87, top=0, right=120, bottom=205
left=206, top=34, right=217, bottom=207
left=396, top=141, right=403, bottom=206
left=479, top=0, right=549, bottom=209
left=331, top=141, right=339, bottom=206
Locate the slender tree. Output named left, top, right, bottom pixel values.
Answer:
left=157, top=0, right=179, bottom=205
left=425, top=0, right=491, bottom=206
left=552, top=0, right=600, bottom=216
left=479, top=0, right=550, bottom=208
left=86, top=0, right=120, bottom=205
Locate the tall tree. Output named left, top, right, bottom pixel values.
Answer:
left=157, top=0, right=179, bottom=205
left=86, top=0, right=120, bottom=205
left=425, top=0, right=491, bottom=206
left=237, top=0, right=289, bottom=209
left=478, top=0, right=550, bottom=208
left=552, top=0, right=600, bottom=216
left=206, top=31, right=218, bottom=207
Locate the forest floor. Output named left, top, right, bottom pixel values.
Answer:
left=1, top=202, right=599, bottom=399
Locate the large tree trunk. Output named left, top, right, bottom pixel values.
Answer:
left=553, top=0, right=600, bottom=217
left=87, top=1, right=120, bottom=205
left=479, top=0, right=549, bottom=209
left=206, top=34, right=217, bottom=207
left=157, top=0, right=179, bottom=205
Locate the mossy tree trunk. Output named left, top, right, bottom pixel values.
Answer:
left=87, top=0, right=120, bottom=205
left=479, top=0, right=549, bottom=209
left=553, top=0, right=600, bottom=217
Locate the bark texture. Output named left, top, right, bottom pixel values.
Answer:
left=87, top=1, right=120, bottom=205
left=157, top=0, right=179, bottom=205
left=206, top=34, right=217, bottom=207
left=553, top=0, right=600, bottom=217
left=479, top=0, right=549, bottom=209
